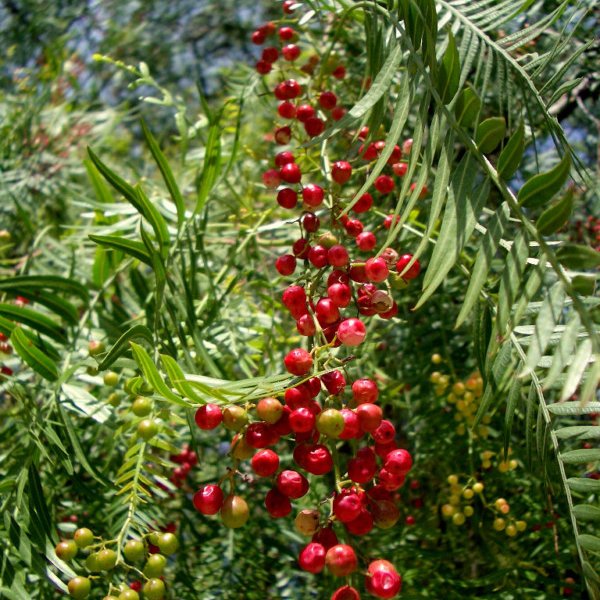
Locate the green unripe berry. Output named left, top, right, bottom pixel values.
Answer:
left=107, top=392, right=121, bottom=407
left=55, top=539, right=78, bottom=561
left=316, top=409, right=344, bottom=438
left=222, top=406, right=248, bottom=431
left=137, top=419, right=159, bottom=441
left=103, top=596, right=120, bottom=600
left=73, top=528, right=94, bottom=549
left=118, top=591, right=139, bottom=600
left=220, top=495, right=249, bottom=528
left=143, top=578, right=166, bottom=600
left=157, top=532, right=178, bottom=555
left=131, top=396, right=153, bottom=417
left=85, top=552, right=100, bottom=572
left=103, top=371, right=119, bottom=386
left=68, top=576, right=91, bottom=599
left=96, top=548, right=117, bottom=570
left=123, top=539, right=145, bottom=562
left=88, top=340, right=105, bottom=357
left=143, top=553, right=167, bottom=578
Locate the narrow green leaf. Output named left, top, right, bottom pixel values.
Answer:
left=437, top=31, right=460, bottom=104
left=556, top=244, right=600, bottom=270
left=417, top=155, right=489, bottom=308
left=61, top=384, right=112, bottom=423
left=473, top=301, right=492, bottom=381
left=572, top=504, right=600, bottom=521
left=548, top=401, right=600, bottom=416
left=10, top=328, right=58, bottom=381
left=497, top=121, right=524, bottom=179
left=518, top=154, right=571, bottom=209
left=89, top=234, right=152, bottom=266
left=560, top=338, right=593, bottom=401
left=196, top=117, right=222, bottom=215
left=134, top=185, right=170, bottom=260
left=454, top=87, right=481, bottom=128
left=503, top=377, right=522, bottom=457
left=0, top=304, right=67, bottom=344
left=6, top=290, right=78, bottom=326
left=561, top=449, right=600, bottom=465
left=161, top=354, right=219, bottom=404
left=0, top=275, right=88, bottom=302
left=537, top=190, right=574, bottom=235
left=87, top=147, right=144, bottom=213
left=580, top=359, right=600, bottom=406
left=511, top=261, right=546, bottom=328
left=141, top=119, right=185, bottom=227
left=572, top=275, right=596, bottom=296
left=456, top=203, right=510, bottom=327
left=555, top=426, right=600, bottom=440
left=475, top=117, right=506, bottom=154
left=521, top=283, right=565, bottom=375
left=568, top=478, right=600, bottom=493
left=97, top=325, right=154, bottom=370
left=544, top=312, right=580, bottom=390
left=578, top=535, right=600, bottom=554
left=84, top=158, right=115, bottom=204
left=130, top=343, right=192, bottom=408
left=496, top=231, right=529, bottom=335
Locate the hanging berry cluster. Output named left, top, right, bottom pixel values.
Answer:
left=193, top=3, right=423, bottom=599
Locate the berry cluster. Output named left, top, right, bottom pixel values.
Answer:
left=190, top=4, right=424, bottom=598
left=54, top=526, right=176, bottom=598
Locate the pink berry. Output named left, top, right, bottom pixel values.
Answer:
left=337, top=318, right=366, bottom=346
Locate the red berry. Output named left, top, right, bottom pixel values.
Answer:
left=327, top=283, right=351, bottom=308
left=251, top=30, right=266, bottom=44
left=319, top=91, right=337, bottom=110
left=292, top=238, right=311, bottom=259
left=275, top=151, right=295, bottom=167
left=402, top=138, right=413, bottom=155
left=282, top=0, right=295, bottom=13
left=289, top=407, right=316, bottom=433
left=352, top=378, right=379, bottom=404
left=374, top=175, right=395, bottom=194
left=308, top=245, right=329, bottom=268
left=279, top=26, right=295, bottom=41
left=378, top=468, right=406, bottom=491
left=302, top=212, right=320, bottom=233
left=277, top=188, right=298, bottom=209
left=365, top=560, right=402, bottom=598
left=327, top=245, right=349, bottom=267
left=299, top=543, right=326, bottom=573
left=333, top=490, right=363, bottom=523
left=326, top=544, right=358, bottom=577
left=278, top=101, right=297, bottom=119
left=332, top=585, right=360, bottom=600
left=282, top=44, right=301, bottom=61
left=365, top=257, right=389, bottom=282
left=256, top=60, right=271, bottom=74
left=331, top=106, right=346, bottom=121
left=195, top=404, right=223, bottom=430
left=297, top=314, right=317, bottom=336
left=265, top=488, right=292, bottom=518
left=302, top=183, right=324, bottom=207
left=384, top=449, right=413, bottom=475
left=193, top=484, right=224, bottom=515
left=296, top=104, right=316, bottom=122
left=344, top=218, right=364, bottom=237
left=245, top=422, right=274, bottom=448
left=251, top=449, right=280, bottom=477
left=304, top=117, right=325, bottom=137
left=383, top=214, right=400, bottom=230
left=276, top=469, right=309, bottom=498
left=331, top=161, right=352, bottom=184
left=262, top=46, right=279, bottom=63
left=312, top=526, right=338, bottom=550
left=337, top=318, right=366, bottom=346
left=356, top=231, right=377, bottom=252
left=345, top=508, right=374, bottom=536
left=321, top=369, right=346, bottom=394
left=284, top=348, right=313, bottom=376
left=280, top=162, right=302, bottom=183
left=256, top=397, right=284, bottom=424
left=316, top=298, right=340, bottom=325
left=276, top=254, right=297, bottom=276
left=339, top=408, right=362, bottom=440
left=262, top=168, right=281, bottom=189
left=353, top=192, right=373, bottom=213
left=396, top=254, right=421, bottom=280
left=348, top=452, right=377, bottom=484
left=373, top=420, right=396, bottom=444
left=356, top=403, right=382, bottom=432
left=392, top=162, right=408, bottom=177
left=274, top=126, right=292, bottom=145
left=295, top=443, right=333, bottom=475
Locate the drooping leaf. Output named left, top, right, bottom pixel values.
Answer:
left=497, top=120, right=524, bottom=179
left=89, top=234, right=152, bottom=266
left=556, top=244, right=600, bottom=270
left=536, top=189, right=574, bottom=235
left=475, top=117, right=506, bottom=154
left=518, top=153, right=571, bottom=208
left=1, top=305, right=67, bottom=345
left=437, top=31, right=461, bottom=104
left=97, top=325, right=155, bottom=370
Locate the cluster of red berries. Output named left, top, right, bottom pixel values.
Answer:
left=189, top=5, right=423, bottom=599
left=169, top=444, right=198, bottom=488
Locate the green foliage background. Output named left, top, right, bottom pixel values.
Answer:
left=0, top=0, right=598, bottom=598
